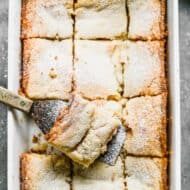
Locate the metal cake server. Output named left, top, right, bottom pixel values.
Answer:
left=0, top=86, right=126, bottom=166
left=99, top=125, right=126, bottom=165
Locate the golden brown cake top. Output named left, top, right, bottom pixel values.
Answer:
left=125, top=156, right=167, bottom=190
left=123, top=94, right=167, bottom=157
left=20, top=153, right=71, bottom=190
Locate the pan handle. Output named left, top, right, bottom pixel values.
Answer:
left=0, top=86, right=33, bottom=113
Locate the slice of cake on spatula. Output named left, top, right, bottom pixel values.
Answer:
left=46, top=95, right=125, bottom=167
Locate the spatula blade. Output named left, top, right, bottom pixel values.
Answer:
left=99, top=125, right=126, bottom=166
left=30, top=100, right=67, bottom=134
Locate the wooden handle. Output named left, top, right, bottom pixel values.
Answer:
left=0, top=86, right=33, bottom=113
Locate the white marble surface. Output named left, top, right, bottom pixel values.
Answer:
left=0, top=0, right=7, bottom=189
left=180, top=0, right=190, bottom=189
left=0, top=0, right=189, bottom=189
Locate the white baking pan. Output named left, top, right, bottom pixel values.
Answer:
left=7, top=0, right=181, bottom=189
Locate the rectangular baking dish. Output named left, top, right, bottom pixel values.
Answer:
left=7, top=0, right=181, bottom=189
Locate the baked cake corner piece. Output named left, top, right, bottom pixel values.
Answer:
left=21, top=0, right=74, bottom=39
left=20, top=153, right=71, bottom=190
left=74, top=40, right=125, bottom=100
left=75, top=0, right=127, bottom=39
left=22, top=38, right=73, bottom=100
left=67, top=99, right=122, bottom=167
left=73, top=156, right=125, bottom=190
left=127, top=0, right=166, bottom=40
left=125, top=156, right=168, bottom=190
left=124, top=40, right=166, bottom=98
left=46, top=95, right=122, bottom=167
left=123, top=93, right=167, bottom=157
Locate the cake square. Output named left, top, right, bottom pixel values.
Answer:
left=22, top=39, right=73, bottom=100
left=22, top=0, right=74, bottom=39
left=124, top=41, right=166, bottom=98
left=73, top=157, right=125, bottom=190
left=127, top=0, right=166, bottom=40
left=75, top=0, right=127, bottom=39
left=123, top=94, right=167, bottom=157
left=125, top=156, right=167, bottom=190
left=20, top=153, right=71, bottom=190
left=74, top=40, right=125, bottom=100
left=46, top=95, right=122, bottom=167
